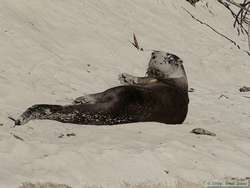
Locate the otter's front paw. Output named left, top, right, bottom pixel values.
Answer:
left=118, top=73, right=137, bottom=85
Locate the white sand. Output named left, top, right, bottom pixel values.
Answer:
left=0, top=0, right=250, bottom=187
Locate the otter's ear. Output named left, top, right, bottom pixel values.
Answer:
left=177, top=59, right=183, bottom=64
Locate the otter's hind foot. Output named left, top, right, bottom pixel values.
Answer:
left=8, top=115, right=30, bottom=126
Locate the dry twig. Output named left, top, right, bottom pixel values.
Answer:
left=130, top=33, right=144, bottom=51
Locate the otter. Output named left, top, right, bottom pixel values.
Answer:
left=13, top=51, right=189, bottom=126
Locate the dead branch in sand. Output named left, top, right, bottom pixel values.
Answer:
left=183, top=7, right=250, bottom=55
left=218, top=0, right=250, bottom=51
left=183, top=8, right=238, bottom=46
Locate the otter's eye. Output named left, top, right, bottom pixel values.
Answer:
left=169, top=60, right=176, bottom=65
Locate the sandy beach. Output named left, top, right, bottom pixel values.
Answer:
left=0, top=0, right=249, bottom=187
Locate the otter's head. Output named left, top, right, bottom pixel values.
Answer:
left=147, top=51, right=187, bottom=80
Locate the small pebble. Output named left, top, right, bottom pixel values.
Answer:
left=164, top=170, right=169, bottom=174
left=188, top=88, right=195, bottom=92
left=58, top=134, right=64, bottom=138
left=66, top=133, right=76, bottom=137
left=239, top=86, right=250, bottom=92
left=191, top=128, right=216, bottom=136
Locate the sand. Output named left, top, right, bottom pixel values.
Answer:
left=0, top=0, right=250, bottom=187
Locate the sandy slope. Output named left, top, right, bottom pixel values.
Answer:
left=0, top=0, right=250, bottom=187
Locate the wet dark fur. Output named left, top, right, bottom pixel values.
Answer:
left=16, top=79, right=189, bottom=125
